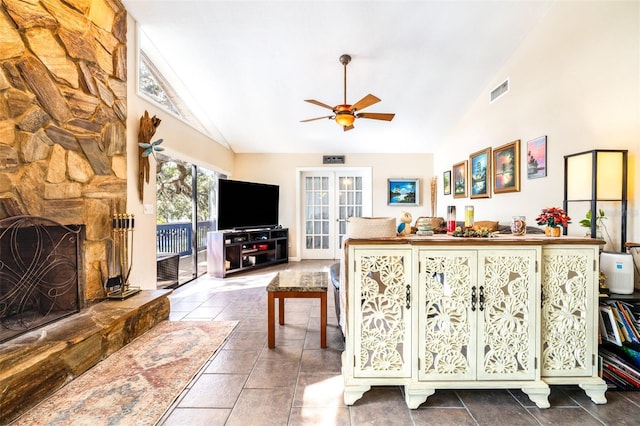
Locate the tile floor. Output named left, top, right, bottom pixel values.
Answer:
left=157, top=260, right=640, bottom=426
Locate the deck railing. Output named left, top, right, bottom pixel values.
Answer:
left=156, top=221, right=213, bottom=256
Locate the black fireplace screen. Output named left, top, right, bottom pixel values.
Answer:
left=0, top=216, right=83, bottom=343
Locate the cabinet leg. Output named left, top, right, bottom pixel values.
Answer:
left=343, top=383, right=371, bottom=406
left=404, top=385, right=435, bottom=409
left=521, top=383, right=551, bottom=408
left=579, top=379, right=608, bottom=404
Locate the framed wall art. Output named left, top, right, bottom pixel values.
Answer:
left=443, top=170, right=451, bottom=195
left=388, top=178, right=419, bottom=206
left=469, top=147, right=491, bottom=199
left=452, top=161, right=467, bottom=199
left=526, top=135, right=547, bottom=179
left=493, top=139, right=521, bottom=194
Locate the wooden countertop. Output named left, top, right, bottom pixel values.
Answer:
left=345, top=234, right=605, bottom=247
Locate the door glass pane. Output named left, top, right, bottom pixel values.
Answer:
left=156, top=155, right=221, bottom=287
left=337, top=174, right=365, bottom=250
left=305, top=176, right=330, bottom=251
left=355, top=177, right=362, bottom=190
left=196, top=167, right=217, bottom=279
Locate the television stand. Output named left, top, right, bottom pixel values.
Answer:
left=207, top=228, right=288, bottom=278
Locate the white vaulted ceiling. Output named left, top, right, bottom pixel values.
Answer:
left=123, top=0, right=553, bottom=154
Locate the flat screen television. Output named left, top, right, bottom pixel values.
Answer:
left=217, top=179, right=279, bottom=230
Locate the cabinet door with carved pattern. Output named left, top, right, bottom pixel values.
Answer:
left=477, top=248, right=539, bottom=381
left=418, top=249, right=477, bottom=381
left=351, top=247, right=413, bottom=378
left=541, top=247, right=598, bottom=378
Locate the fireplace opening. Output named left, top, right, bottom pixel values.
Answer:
left=0, top=216, right=84, bottom=343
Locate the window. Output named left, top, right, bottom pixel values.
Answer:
left=137, top=28, right=208, bottom=135
left=138, top=54, right=180, bottom=115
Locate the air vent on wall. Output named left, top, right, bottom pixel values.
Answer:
left=323, top=155, right=345, bottom=164
left=490, top=79, right=509, bottom=103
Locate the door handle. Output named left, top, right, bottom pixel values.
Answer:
left=406, top=284, right=411, bottom=309
left=471, top=286, right=477, bottom=311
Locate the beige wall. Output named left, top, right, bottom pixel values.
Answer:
left=435, top=1, right=639, bottom=249
left=233, top=153, right=434, bottom=258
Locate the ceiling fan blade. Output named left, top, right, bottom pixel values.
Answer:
left=300, top=115, right=333, bottom=122
left=351, top=94, right=381, bottom=112
left=304, top=99, right=335, bottom=110
left=343, top=124, right=354, bottom=131
left=357, top=112, right=395, bottom=121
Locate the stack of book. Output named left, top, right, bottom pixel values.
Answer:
left=599, top=300, right=640, bottom=389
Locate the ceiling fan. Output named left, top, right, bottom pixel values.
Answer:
left=301, top=54, right=395, bottom=131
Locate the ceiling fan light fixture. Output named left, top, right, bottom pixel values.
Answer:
left=335, top=112, right=355, bottom=127
left=302, top=54, right=394, bottom=129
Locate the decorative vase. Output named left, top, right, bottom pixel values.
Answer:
left=510, top=216, right=526, bottom=236
left=545, top=226, right=561, bottom=237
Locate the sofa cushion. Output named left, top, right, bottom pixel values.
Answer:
left=347, top=217, right=396, bottom=238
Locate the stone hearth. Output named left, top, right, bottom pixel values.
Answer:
left=0, top=290, right=171, bottom=424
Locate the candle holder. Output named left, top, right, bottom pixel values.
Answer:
left=106, top=213, right=140, bottom=299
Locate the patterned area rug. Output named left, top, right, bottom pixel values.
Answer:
left=12, top=320, right=238, bottom=426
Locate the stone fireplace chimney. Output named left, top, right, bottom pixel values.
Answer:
left=0, top=0, right=128, bottom=305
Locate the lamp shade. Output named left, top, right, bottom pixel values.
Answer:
left=335, top=112, right=355, bottom=127
left=566, top=151, right=625, bottom=200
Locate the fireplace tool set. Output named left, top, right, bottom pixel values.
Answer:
left=106, top=213, right=140, bottom=299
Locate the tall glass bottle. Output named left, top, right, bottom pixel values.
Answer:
left=465, top=206, right=474, bottom=228
left=447, top=206, right=457, bottom=232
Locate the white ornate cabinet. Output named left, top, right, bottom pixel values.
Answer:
left=342, top=236, right=606, bottom=409
left=540, top=245, right=607, bottom=403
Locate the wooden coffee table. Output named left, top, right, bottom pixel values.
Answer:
left=267, top=271, right=328, bottom=348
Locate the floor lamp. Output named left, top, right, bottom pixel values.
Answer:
left=563, top=149, right=628, bottom=252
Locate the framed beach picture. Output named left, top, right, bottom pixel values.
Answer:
left=388, top=178, right=419, bottom=206
left=443, top=170, right=451, bottom=195
left=527, top=135, right=547, bottom=179
left=469, top=147, right=491, bottom=199
left=452, top=161, right=467, bottom=199
left=493, top=140, right=520, bottom=194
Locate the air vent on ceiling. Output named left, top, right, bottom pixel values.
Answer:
left=490, top=79, right=509, bottom=103
left=323, top=155, right=345, bottom=164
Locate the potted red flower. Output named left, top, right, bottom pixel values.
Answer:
left=535, top=207, right=571, bottom=236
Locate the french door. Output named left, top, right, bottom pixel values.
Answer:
left=300, top=169, right=371, bottom=259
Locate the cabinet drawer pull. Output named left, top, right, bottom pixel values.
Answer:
left=406, top=284, right=411, bottom=309
left=479, top=285, right=485, bottom=311
left=471, top=286, right=477, bottom=311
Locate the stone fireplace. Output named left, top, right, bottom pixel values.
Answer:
left=1, top=0, right=128, bottom=307
left=0, top=2, right=174, bottom=423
